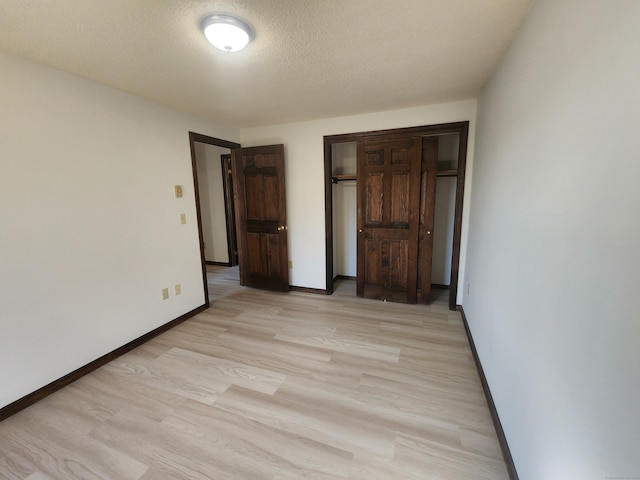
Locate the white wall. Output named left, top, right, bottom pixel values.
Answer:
left=241, top=100, right=477, bottom=295
left=464, top=1, right=640, bottom=478
left=195, top=143, right=230, bottom=264
left=0, top=52, right=239, bottom=409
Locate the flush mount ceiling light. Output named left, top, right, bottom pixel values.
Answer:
left=201, top=14, right=253, bottom=52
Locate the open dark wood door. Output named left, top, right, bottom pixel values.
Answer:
left=220, top=154, right=239, bottom=266
left=233, top=144, right=289, bottom=291
left=417, top=136, right=439, bottom=302
left=357, top=136, right=422, bottom=303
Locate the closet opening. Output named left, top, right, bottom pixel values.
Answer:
left=430, top=132, right=459, bottom=292
left=331, top=142, right=357, bottom=284
left=323, top=122, right=468, bottom=310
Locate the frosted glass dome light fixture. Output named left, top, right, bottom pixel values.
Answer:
left=201, top=14, right=253, bottom=52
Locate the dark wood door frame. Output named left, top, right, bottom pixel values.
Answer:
left=324, top=121, right=469, bottom=310
left=189, top=132, right=241, bottom=308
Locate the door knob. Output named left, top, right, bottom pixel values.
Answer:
left=277, top=225, right=287, bottom=232
left=427, top=230, right=431, bottom=235
left=358, top=229, right=363, bottom=233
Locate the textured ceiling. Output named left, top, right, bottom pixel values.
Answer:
left=0, top=0, right=533, bottom=128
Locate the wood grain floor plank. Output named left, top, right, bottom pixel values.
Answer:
left=89, top=410, right=220, bottom=480
left=166, top=399, right=353, bottom=478
left=0, top=443, right=36, bottom=480
left=0, top=419, right=148, bottom=480
left=23, top=471, right=55, bottom=480
left=161, top=347, right=286, bottom=395
left=213, top=385, right=396, bottom=458
left=394, top=431, right=508, bottom=479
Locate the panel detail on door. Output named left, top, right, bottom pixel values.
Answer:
left=391, top=173, right=409, bottom=224
left=357, top=136, right=422, bottom=303
left=233, top=145, right=289, bottom=292
left=365, top=173, right=384, bottom=224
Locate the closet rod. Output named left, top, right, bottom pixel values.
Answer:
left=332, top=174, right=357, bottom=183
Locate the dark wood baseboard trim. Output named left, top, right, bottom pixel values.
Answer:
left=289, top=286, right=328, bottom=295
left=459, top=306, right=519, bottom=480
left=430, top=283, right=450, bottom=290
left=206, top=261, right=231, bottom=267
left=0, top=303, right=208, bottom=422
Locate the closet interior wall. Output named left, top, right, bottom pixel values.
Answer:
left=331, top=142, right=357, bottom=279
left=432, top=133, right=459, bottom=287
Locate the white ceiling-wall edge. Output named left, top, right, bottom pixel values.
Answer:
left=240, top=98, right=479, bottom=140
left=227, top=94, right=483, bottom=130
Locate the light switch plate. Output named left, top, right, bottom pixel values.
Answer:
left=174, top=185, right=183, bottom=198
left=180, top=213, right=186, bottom=224
left=161, top=288, right=169, bottom=300
left=174, top=284, right=181, bottom=295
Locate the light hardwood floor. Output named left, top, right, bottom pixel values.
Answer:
left=0, top=267, right=508, bottom=479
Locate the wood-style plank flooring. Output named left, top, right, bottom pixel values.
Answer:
left=0, top=266, right=508, bottom=479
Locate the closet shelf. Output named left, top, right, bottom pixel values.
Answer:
left=333, top=171, right=457, bottom=181
left=332, top=174, right=357, bottom=183
left=437, top=169, right=458, bottom=177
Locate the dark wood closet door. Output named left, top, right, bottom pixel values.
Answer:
left=357, top=136, right=422, bottom=303
left=221, top=154, right=238, bottom=266
left=417, top=137, right=439, bottom=302
left=233, top=144, right=289, bottom=291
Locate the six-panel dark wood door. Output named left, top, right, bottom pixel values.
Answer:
left=233, top=144, right=289, bottom=291
left=357, top=136, right=422, bottom=303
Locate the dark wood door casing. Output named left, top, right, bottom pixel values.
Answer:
left=324, top=122, right=469, bottom=310
left=233, top=144, right=289, bottom=292
left=357, top=136, right=422, bottom=303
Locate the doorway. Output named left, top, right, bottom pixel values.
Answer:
left=194, top=143, right=237, bottom=266
left=189, top=132, right=241, bottom=307
left=324, top=122, right=469, bottom=310
left=190, top=133, right=290, bottom=305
